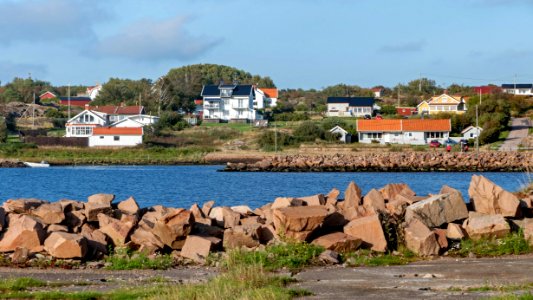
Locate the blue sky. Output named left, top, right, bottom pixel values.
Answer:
left=1, top=0, right=533, bottom=89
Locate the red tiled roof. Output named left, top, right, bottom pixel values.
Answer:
left=92, top=127, right=143, bottom=135
left=357, top=119, right=450, bottom=132
left=371, top=87, right=383, bottom=92
left=260, top=88, right=278, bottom=98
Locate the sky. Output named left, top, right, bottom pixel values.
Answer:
left=1, top=0, right=533, bottom=89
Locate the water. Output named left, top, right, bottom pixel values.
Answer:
left=0, top=165, right=528, bottom=209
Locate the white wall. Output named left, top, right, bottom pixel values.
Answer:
left=89, top=135, right=142, bottom=147
left=358, top=131, right=447, bottom=145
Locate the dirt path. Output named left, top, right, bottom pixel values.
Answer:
left=293, top=254, right=533, bottom=299
left=500, top=117, right=531, bottom=151
left=0, top=266, right=216, bottom=292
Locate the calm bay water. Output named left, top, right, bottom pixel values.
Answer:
left=0, top=165, right=528, bottom=209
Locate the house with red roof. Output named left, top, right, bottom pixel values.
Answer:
left=356, top=119, right=451, bottom=145
left=39, top=91, right=57, bottom=100
left=59, top=96, right=92, bottom=107
left=65, top=105, right=158, bottom=144
left=255, top=87, right=279, bottom=108
left=396, top=107, right=418, bottom=116
left=473, top=86, right=502, bottom=95
left=89, top=127, right=143, bottom=147
left=371, top=87, right=383, bottom=98
left=86, top=84, right=102, bottom=100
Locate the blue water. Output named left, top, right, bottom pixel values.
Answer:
left=0, top=166, right=529, bottom=209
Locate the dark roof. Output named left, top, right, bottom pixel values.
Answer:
left=201, top=84, right=254, bottom=97
left=327, top=97, right=375, bottom=107
left=59, top=96, right=91, bottom=101
left=501, top=84, right=533, bottom=89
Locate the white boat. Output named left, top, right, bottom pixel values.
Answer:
left=23, top=161, right=50, bottom=168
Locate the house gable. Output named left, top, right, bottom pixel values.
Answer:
left=428, top=94, right=461, bottom=105
left=67, top=110, right=106, bottom=125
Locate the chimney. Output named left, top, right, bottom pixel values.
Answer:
left=85, top=104, right=89, bottom=110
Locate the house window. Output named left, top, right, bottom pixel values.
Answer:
left=238, top=99, right=245, bottom=108
left=408, top=132, right=413, bottom=137
left=470, top=133, right=474, bottom=138
left=428, top=132, right=444, bottom=138
left=366, top=133, right=382, bottom=139
left=220, top=88, right=233, bottom=97
left=114, top=136, right=120, bottom=141
left=100, top=136, right=104, bottom=139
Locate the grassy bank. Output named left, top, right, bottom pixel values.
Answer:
left=0, top=144, right=216, bottom=165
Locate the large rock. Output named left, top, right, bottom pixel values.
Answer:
left=152, top=209, right=193, bottom=247
left=117, top=196, right=139, bottom=215
left=97, top=214, right=134, bottom=246
left=271, top=197, right=304, bottom=209
left=0, top=215, right=45, bottom=252
left=343, top=214, right=387, bottom=252
left=463, top=212, right=510, bottom=240
left=469, top=175, right=520, bottom=217
left=85, top=202, right=112, bottom=222
left=209, top=207, right=240, bottom=229
left=88, top=193, right=115, bottom=205
left=363, top=189, right=385, bottom=212
left=65, top=210, right=86, bottom=231
left=404, top=219, right=439, bottom=256
left=380, top=183, right=415, bottom=201
left=201, top=200, right=215, bottom=217
left=3, top=198, right=47, bottom=214
left=130, top=227, right=165, bottom=253
left=311, top=232, right=362, bottom=253
left=272, top=206, right=329, bottom=241
left=231, top=205, right=253, bottom=216
left=44, top=232, right=87, bottom=259
left=80, top=224, right=108, bottom=256
left=343, top=181, right=362, bottom=209
left=222, top=226, right=260, bottom=249
left=326, top=188, right=340, bottom=205
left=446, top=223, right=465, bottom=240
left=405, top=193, right=468, bottom=228
left=180, top=235, right=214, bottom=263
left=32, top=203, right=65, bottom=224
left=297, top=194, right=325, bottom=206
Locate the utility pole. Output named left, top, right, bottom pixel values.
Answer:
left=419, top=73, right=422, bottom=92
left=479, top=88, right=482, bottom=105
left=32, top=91, right=35, bottom=129
left=67, top=84, right=71, bottom=120
left=475, top=105, right=479, bottom=154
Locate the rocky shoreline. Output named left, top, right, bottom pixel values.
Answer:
left=0, top=175, right=532, bottom=266
left=0, top=159, right=26, bottom=168
left=224, top=152, right=533, bottom=172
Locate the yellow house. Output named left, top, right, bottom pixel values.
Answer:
left=417, top=94, right=467, bottom=115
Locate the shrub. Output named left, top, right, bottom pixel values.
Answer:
left=321, top=117, right=347, bottom=131
left=273, top=112, right=309, bottom=122
left=0, top=117, right=7, bottom=143
left=257, top=130, right=294, bottom=151
left=293, top=121, right=324, bottom=142
left=479, top=121, right=501, bottom=144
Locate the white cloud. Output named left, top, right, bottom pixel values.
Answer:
left=89, top=16, right=222, bottom=62
left=0, top=0, right=108, bottom=45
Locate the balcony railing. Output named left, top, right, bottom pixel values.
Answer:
left=204, top=104, right=220, bottom=109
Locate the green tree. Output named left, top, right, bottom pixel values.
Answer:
left=380, top=105, right=397, bottom=115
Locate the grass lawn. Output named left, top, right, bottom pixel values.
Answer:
left=200, top=122, right=255, bottom=133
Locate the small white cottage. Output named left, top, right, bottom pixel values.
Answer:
left=461, top=126, right=483, bottom=139
left=329, top=125, right=351, bottom=143
left=88, top=127, right=143, bottom=147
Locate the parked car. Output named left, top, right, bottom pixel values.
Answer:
left=429, top=140, right=441, bottom=148
left=375, top=115, right=383, bottom=120
left=364, top=114, right=371, bottom=120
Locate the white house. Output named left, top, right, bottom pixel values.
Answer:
left=86, top=84, right=103, bottom=100
left=255, top=87, right=278, bottom=108
left=329, top=125, right=351, bottom=143
left=371, top=87, right=383, bottom=98
left=357, top=119, right=451, bottom=145
left=326, top=97, right=380, bottom=117
left=501, top=84, right=533, bottom=96
left=66, top=105, right=157, bottom=138
left=201, top=83, right=262, bottom=122
left=89, top=127, right=143, bottom=147
left=461, top=126, right=483, bottom=139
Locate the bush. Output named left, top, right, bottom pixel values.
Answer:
left=479, top=121, right=501, bottom=144
left=257, top=130, right=294, bottom=151
left=293, top=121, right=324, bottom=142
left=44, top=109, right=65, bottom=119
left=273, top=112, right=309, bottom=122
left=321, top=117, right=347, bottom=131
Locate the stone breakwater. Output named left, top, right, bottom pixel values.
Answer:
left=224, top=152, right=532, bottom=172
left=0, top=175, right=532, bottom=265
left=0, top=159, right=26, bottom=168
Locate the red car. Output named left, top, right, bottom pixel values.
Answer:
left=429, top=140, right=441, bottom=148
